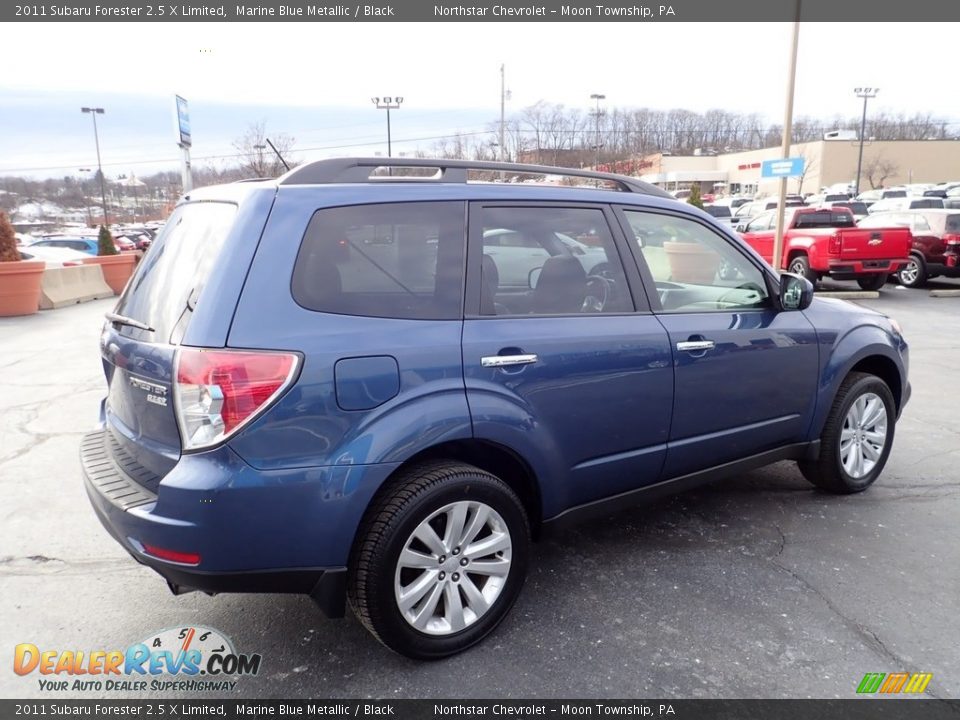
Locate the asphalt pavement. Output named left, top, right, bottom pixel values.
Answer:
left=1, top=280, right=958, bottom=700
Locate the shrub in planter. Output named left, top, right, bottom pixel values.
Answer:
left=0, top=211, right=45, bottom=316
left=83, top=225, right=136, bottom=295
left=687, top=184, right=704, bottom=210
left=98, top=225, right=119, bottom=256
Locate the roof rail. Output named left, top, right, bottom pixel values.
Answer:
left=277, top=157, right=672, bottom=198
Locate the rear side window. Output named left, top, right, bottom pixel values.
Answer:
left=292, top=202, right=465, bottom=320
left=114, top=202, right=237, bottom=340
left=794, top=211, right=855, bottom=229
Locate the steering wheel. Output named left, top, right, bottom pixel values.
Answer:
left=582, top=274, right=612, bottom=313
left=716, top=281, right=766, bottom=306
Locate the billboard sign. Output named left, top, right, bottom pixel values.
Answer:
left=174, top=95, right=191, bottom=148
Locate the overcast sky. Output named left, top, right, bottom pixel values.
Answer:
left=1, top=22, right=957, bottom=178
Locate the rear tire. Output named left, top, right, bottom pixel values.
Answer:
left=897, top=255, right=927, bottom=288
left=799, top=372, right=895, bottom=494
left=348, top=461, right=529, bottom=659
left=856, top=274, right=888, bottom=291
left=787, top=254, right=818, bottom=285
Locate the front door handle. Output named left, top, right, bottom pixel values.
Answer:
left=481, top=354, right=539, bottom=368
left=676, top=340, right=715, bottom=353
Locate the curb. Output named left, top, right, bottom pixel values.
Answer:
left=930, top=289, right=960, bottom=298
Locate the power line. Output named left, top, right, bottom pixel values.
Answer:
left=0, top=128, right=496, bottom=175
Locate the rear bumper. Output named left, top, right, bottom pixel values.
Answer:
left=80, top=428, right=398, bottom=616
left=825, top=259, right=907, bottom=279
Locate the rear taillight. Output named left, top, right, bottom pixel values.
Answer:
left=828, top=234, right=842, bottom=256
left=174, top=348, right=299, bottom=451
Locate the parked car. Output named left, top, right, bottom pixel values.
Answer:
left=18, top=246, right=89, bottom=267
left=858, top=210, right=960, bottom=287
left=821, top=200, right=869, bottom=222
left=738, top=206, right=911, bottom=290
left=711, top=196, right=751, bottom=212
left=30, top=235, right=133, bottom=255
left=733, top=198, right=804, bottom=225
left=81, top=158, right=910, bottom=659
left=481, top=228, right=609, bottom=289
left=702, top=204, right=737, bottom=227
left=867, top=197, right=944, bottom=215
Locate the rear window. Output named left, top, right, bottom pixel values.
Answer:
left=703, top=206, right=731, bottom=218
left=793, top=211, right=855, bottom=229
left=835, top=202, right=868, bottom=215
left=292, top=202, right=465, bottom=320
left=114, top=201, right=236, bottom=340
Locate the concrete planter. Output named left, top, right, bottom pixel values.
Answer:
left=0, top=260, right=45, bottom=316
left=82, top=253, right=137, bottom=295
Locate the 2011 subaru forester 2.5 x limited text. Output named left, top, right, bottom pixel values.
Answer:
left=82, top=158, right=910, bottom=659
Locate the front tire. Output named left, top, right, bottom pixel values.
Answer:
left=799, top=372, right=896, bottom=494
left=856, top=274, right=888, bottom=291
left=348, top=461, right=530, bottom=659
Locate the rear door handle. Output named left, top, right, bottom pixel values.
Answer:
left=481, top=354, right=539, bottom=368
left=676, top=340, right=715, bottom=353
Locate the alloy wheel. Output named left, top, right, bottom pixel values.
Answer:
left=839, top=392, right=888, bottom=479
left=394, top=501, right=512, bottom=636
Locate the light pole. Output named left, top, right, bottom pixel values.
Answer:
left=371, top=96, right=403, bottom=157
left=590, top=93, right=606, bottom=170
left=854, top=87, right=879, bottom=197
left=81, top=107, right=109, bottom=226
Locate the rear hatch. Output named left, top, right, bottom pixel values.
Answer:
left=100, top=202, right=237, bottom=487
left=837, top=227, right=911, bottom=261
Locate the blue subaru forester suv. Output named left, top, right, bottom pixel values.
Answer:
left=82, top=158, right=909, bottom=659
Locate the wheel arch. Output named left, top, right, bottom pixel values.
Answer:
left=349, top=439, right=544, bottom=557
left=848, top=354, right=903, bottom=412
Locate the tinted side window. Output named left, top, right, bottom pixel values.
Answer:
left=477, top=206, right=633, bottom=316
left=292, top=202, right=465, bottom=320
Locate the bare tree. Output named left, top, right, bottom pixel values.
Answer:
left=233, top=121, right=296, bottom=178
left=792, top=146, right=818, bottom=194
left=860, top=153, right=900, bottom=189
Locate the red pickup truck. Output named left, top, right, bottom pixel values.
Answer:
left=737, top=206, right=911, bottom=290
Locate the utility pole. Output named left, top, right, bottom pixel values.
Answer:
left=590, top=93, right=606, bottom=171
left=772, top=5, right=800, bottom=275
left=854, top=87, right=879, bottom=197
left=81, top=107, right=109, bottom=227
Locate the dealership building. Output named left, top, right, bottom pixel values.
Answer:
left=624, top=140, right=960, bottom=196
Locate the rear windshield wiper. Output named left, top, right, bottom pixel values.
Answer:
left=105, top=312, right=155, bottom=333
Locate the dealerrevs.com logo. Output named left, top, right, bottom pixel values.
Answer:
left=13, top=626, right=262, bottom=692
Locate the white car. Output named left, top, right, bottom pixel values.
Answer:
left=19, top=246, right=89, bottom=267
left=866, top=197, right=944, bottom=214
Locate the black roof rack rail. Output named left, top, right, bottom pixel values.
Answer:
left=277, top=157, right=672, bottom=198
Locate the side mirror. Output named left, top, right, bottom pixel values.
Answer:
left=779, top=273, right=814, bottom=311
left=529, top=267, right=542, bottom=290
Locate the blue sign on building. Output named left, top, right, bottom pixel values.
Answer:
left=761, top=157, right=805, bottom=178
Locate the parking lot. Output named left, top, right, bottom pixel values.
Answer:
left=1, top=279, right=958, bottom=700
